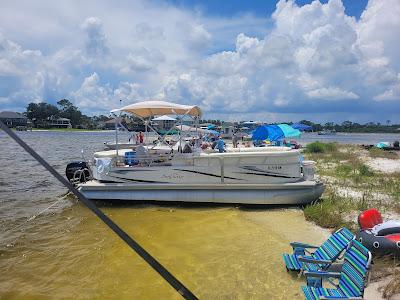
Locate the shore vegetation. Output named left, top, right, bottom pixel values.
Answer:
left=303, top=142, right=400, bottom=298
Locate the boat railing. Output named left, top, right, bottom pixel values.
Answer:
left=71, top=167, right=92, bottom=186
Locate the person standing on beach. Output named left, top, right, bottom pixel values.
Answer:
left=232, top=132, right=239, bottom=148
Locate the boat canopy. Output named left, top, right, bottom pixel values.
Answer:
left=111, top=100, right=202, bottom=118
left=252, top=124, right=301, bottom=141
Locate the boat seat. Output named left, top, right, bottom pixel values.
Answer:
left=135, top=145, right=152, bottom=164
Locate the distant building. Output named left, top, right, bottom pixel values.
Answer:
left=0, top=111, right=28, bottom=128
left=152, top=115, right=177, bottom=131
left=104, top=117, right=123, bottom=130
left=48, top=117, right=72, bottom=128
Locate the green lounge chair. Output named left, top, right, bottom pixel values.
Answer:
left=282, top=227, right=354, bottom=272
left=301, top=240, right=372, bottom=299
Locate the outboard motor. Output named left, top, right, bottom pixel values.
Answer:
left=66, top=161, right=91, bottom=184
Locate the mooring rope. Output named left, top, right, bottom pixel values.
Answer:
left=0, top=120, right=198, bottom=300
left=6, top=196, right=65, bottom=238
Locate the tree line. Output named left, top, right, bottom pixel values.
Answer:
left=26, top=99, right=111, bottom=128
left=24, top=100, right=399, bottom=132
left=295, top=120, right=399, bottom=133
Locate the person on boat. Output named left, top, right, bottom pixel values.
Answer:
left=197, top=133, right=203, bottom=147
left=189, top=137, right=196, bottom=147
left=215, top=136, right=226, bottom=153
left=129, top=132, right=137, bottom=144
left=135, top=132, right=140, bottom=144
left=182, top=143, right=192, bottom=153
left=139, top=131, right=144, bottom=144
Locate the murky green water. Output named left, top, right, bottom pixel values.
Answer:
left=1, top=204, right=328, bottom=299
left=0, top=131, right=328, bottom=299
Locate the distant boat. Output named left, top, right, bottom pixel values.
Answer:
left=318, top=129, right=336, bottom=135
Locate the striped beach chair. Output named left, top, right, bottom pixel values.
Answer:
left=282, top=228, right=354, bottom=272
left=301, top=240, right=372, bottom=300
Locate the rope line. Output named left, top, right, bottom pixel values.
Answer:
left=7, top=197, right=65, bottom=235
left=0, top=121, right=198, bottom=300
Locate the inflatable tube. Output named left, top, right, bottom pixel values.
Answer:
left=357, top=208, right=400, bottom=257
left=371, top=220, right=400, bottom=236
left=356, top=230, right=400, bottom=257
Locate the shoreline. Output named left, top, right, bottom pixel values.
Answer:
left=303, top=142, right=400, bottom=299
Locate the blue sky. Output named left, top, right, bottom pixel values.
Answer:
left=0, top=0, right=399, bottom=123
left=166, top=0, right=368, bottom=19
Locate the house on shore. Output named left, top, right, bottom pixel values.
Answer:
left=0, top=111, right=28, bottom=128
left=48, top=117, right=72, bottom=128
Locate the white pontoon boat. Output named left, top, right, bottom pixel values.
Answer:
left=66, top=101, right=324, bottom=205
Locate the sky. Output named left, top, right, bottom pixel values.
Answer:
left=0, top=0, right=399, bottom=123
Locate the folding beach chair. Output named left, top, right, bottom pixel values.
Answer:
left=301, top=240, right=372, bottom=300
left=282, top=227, right=354, bottom=272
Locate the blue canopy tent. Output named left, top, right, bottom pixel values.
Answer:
left=292, top=123, right=312, bottom=131
left=252, top=124, right=301, bottom=142
left=277, top=124, right=301, bottom=138
left=252, top=125, right=283, bottom=141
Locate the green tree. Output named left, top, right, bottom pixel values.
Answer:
left=57, top=99, right=84, bottom=127
left=26, top=102, right=59, bottom=127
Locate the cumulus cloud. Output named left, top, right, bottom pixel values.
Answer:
left=71, top=72, right=149, bottom=113
left=306, top=87, right=359, bottom=100
left=0, top=0, right=400, bottom=122
left=81, top=17, right=109, bottom=56
left=162, top=0, right=400, bottom=121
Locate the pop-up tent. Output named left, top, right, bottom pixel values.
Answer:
left=252, top=124, right=301, bottom=141
left=292, top=123, right=313, bottom=131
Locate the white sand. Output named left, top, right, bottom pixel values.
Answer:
left=365, top=277, right=400, bottom=300
left=364, top=157, right=400, bottom=173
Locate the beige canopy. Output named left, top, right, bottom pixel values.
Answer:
left=111, top=100, right=202, bottom=118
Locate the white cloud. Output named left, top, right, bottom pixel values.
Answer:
left=0, top=0, right=400, bottom=122
left=373, top=74, right=400, bottom=101
left=81, top=17, right=109, bottom=56
left=306, top=87, right=359, bottom=100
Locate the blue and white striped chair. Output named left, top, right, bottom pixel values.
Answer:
left=301, top=240, right=372, bottom=300
left=282, top=228, right=355, bottom=272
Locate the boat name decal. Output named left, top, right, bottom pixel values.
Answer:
left=162, top=173, right=184, bottom=180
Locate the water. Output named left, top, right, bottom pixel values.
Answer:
left=2, top=130, right=393, bottom=298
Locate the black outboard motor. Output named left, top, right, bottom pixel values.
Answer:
left=65, top=161, right=90, bottom=183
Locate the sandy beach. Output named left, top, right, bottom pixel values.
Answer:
left=304, top=144, right=400, bottom=299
